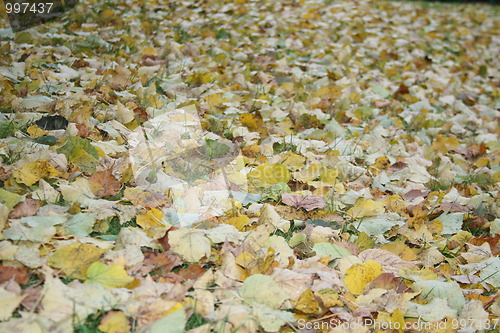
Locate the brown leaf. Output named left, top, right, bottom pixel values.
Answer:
left=142, top=251, right=182, bottom=278
left=158, top=274, right=184, bottom=284
left=71, top=59, right=90, bottom=69
left=469, top=234, right=500, bottom=256
left=463, top=215, right=488, bottom=230
left=88, top=168, right=121, bottom=198
left=366, top=273, right=411, bottom=293
left=8, top=198, right=40, bottom=219
left=141, top=55, right=167, bottom=66
left=156, top=226, right=179, bottom=252
left=403, top=189, right=429, bottom=201
left=335, top=242, right=360, bottom=256
left=388, top=160, right=408, bottom=172
left=76, top=123, right=91, bottom=137
left=175, top=264, right=207, bottom=280
left=0, top=167, right=12, bottom=181
left=21, top=285, right=42, bottom=311
left=394, top=83, right=410, bottom=98
left=281, top=193, right=326, bottom=211
left=358, top=249, right=419, bottom=275
left=441, top=202, right=474, bottom=213
left=0, top=265, right=29, bottom=285
left=123, top=188, right=171, bottom=208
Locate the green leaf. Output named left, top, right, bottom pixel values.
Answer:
left=85, top=262, right=134, bottom=289
left=312, top=242, right=351, bottom=259
left=57, top=135, right=100, bottom=173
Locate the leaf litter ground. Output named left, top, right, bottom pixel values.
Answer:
left=0, top=0, right=499, bottom=332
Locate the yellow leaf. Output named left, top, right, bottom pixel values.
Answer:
left=248, top=163, right=291, bottom=189
left=432, top=135, right=460, bottom=154
left=280, top=82, right=294, bottom=91
left=0, top=189, right=21, bottom=209
left=354, top=232, right=375, bottom=251
left=226, top=215, right=251, bottom=231
left=294, top=164, right=322, bottom=183
left=475, top=157, right=489, bottom=168
left=380, top=241, right=417, bottom=261
left=384, top=194, right=407, bottom=214
left=314, top=289, right=343, bottom=307
left=240, top=112, right=264, bottom=132
left=142, top=46, right=158, bottom=56
left=85, top=262, right=134, bottom=289
left=295, top=289, right=322, bottom=315
left=427, top=218, right=443, bottom=235
left=344, top=260, right=384, bottom=295
left=450, top=231, right=473, bottom=246
left=280, top=151, right=306, bottom=170
left=205, top=93, right=227, bottom=107
left=391, top=309, right=406, bottom=333
left=48, top=244, right=108, bottom=279
left=235, top=251, right=255, bottom=268
left=141, top=95, right=163, bottom=108
left=319, top=168, right=338, bottom=185
left=98, top=311, right=130, bottom=333
left=347, top=198, right=385, bottom=218
left=165, top=302, right=184, bottom=315
left=136, top=208, right=165, bottom=230
left=27, top=125, right=49, bottom=138
left=398, top=267, right=438, bottom=281
left=371, top=156, right=391, bottom=174
left=14, top=160, right=61, bottom=186
left=236, top=249, right=276, bottom=276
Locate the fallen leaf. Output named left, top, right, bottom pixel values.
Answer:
left=85, top=261, right=134, bottom=289
left=281, top=193, right=326, bottom=211
left=8, top=198, right=40, bottom=219
left=0, top=265, right=28, bottom=285
left=13, top=160, right=61, bottom=186
left=347, top=198, right=385, bottom=218
left=48, top=244, right=108, bottom=279
left=312, top=242, right=351, bottom=259
left=225, top=214, right=251, bottom=231
left=294, top=288, right=323, bottom=315
left=175, top=264, right=206, bottom=281
left=241, top=274, right=289, bottom=309
left=136, top=208, right=166, bottom=230
left=88, top=168, right=121, bottom=198
left=251, top=303, right=295, bottom=332
left=344, top=260, right=384, bottom=296
left=98, top=311, right=131, bottom=333
left=0, top=287, right=25, bottom=321
left=248, top=163, right=291, bottom=189
left=123, top=188, right=170, bottom=208
left=358, top=249, right=418, bottom=274
left=168, top=228, right=211, bottom=262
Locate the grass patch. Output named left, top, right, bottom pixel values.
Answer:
left=185, top=313, right=208, bottom=331
left=73, top=311, right=105, bottom=333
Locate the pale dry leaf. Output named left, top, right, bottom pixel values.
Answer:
left=358, top=249, right=419, bottom=275
left=281, top=193, right=326, bottom=211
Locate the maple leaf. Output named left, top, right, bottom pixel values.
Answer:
left=281, top=193, right=326, bottom=211
left=88, top=168, right=121, bottom=198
